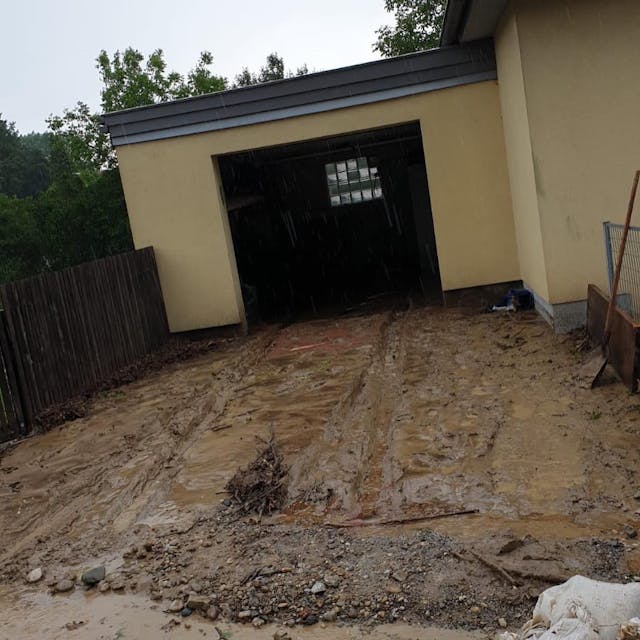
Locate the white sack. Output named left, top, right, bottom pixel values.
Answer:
left=501, top=576, right=640, bottom=640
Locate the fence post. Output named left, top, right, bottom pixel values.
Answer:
left=603, top=221, right=615, bottom=293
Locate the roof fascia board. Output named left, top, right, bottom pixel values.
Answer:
left=441, top=0, right=508, bottom=45
left=108, top=69, right=497, bottom=147
left=103, top=39, right=496, bottom=147
left=440, top=0, right=470, bottom=46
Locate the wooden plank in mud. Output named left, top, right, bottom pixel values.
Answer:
left=586, top=283, right=640, bottom=392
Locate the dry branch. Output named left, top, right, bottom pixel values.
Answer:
left=225, top=431, right=287, bottom=516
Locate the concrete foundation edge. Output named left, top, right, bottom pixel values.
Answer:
left=523, top=282, right=586, bottom=333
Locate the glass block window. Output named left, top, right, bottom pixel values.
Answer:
left=325, top=157, right=383, bottom=207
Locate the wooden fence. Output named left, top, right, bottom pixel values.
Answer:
left=0, top=247, right=169, bottom=441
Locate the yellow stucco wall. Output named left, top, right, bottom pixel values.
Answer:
left=494, top=8, right=549, bottom=301
left=498, top=0, right=640, bottom=305
left=116, top=80, right=518, bottom=331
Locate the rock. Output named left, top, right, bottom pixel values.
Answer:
left=190, top=580, right=202, bottom=593
left=320, top=608, right=339, bottom=622
left=238, top=610, right=254, bottom=620
left=81, top=566, right=106, bottom=586
left=54, top=579, right=74, bottom=593
left=149, top=590, right=162, bottom=601
left=302, top=613, right=318, bottom=626
left=64, top=570, right=78, bottom=582
left=167, top=599, right=183, bottom=613
left=625, top=526, right=639, bottom=539
left=65, top=621, right=84, bottom=630
left=110, top=578, right=125, bottom=591
left=470, top=605, right=481, bottom=613
left=186, top=595, right=209, bottom=611
left=181, top=607, right=193, bottom=617
left=98, top=581, right=110, bottom=593
left=498, top=617, right=508, bottom=628
left=498, top=539, right=524, bottom=555
left=273, top=632, right=291, bottom=640
left=311, top=581, right=326, bottom=594
left=324, top=574, right=340, bottom=588
left=391, top=570, right=408, bottom=583
left=27, top=568, right=43, bottom=583
left=252, top=617, right=266, bottom=628
left=206, top=605, right=219, bottom=621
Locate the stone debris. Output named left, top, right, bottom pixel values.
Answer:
left=53, top=579, right=74, bottom=593
left=26, top=567, right=42, bottom=583
left=81, top=566, right=105, bottom=586
left=166, top=599, right=183, bottom=613
left=186, top=594, right=209, bottom=611
left=310, top=581, right=326, bottom=594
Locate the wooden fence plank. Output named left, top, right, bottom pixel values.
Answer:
left=0, top=247, right=169, bottom=437
left=0, top=310, right=25, bottom=438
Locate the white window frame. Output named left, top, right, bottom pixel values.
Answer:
left=325, top=157, right=383, bottom=207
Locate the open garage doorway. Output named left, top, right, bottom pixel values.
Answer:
left=218, top=122, right=442, bottom=324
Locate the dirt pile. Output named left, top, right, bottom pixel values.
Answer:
left=226, top=433, right=288, bottom=515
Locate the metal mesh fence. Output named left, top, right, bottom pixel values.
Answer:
left=604, top=221, right=640, bottom=321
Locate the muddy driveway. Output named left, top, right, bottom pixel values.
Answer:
left=1, top=306, right=639, bottom=637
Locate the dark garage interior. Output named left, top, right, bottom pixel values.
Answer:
left=218, top=122, right=442, bottom=324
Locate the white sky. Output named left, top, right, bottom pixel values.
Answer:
left=1, top=0, right=394, bottom=134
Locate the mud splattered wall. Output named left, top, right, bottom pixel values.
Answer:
left=116, top=80, right=518, bottom=331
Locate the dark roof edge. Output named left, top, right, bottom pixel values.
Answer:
left=441, top=0, right=508, bottom=46
left=103, top=39, right=497, bottom=147
left=440, top=0, right=470, bottom=46
left=102, top=45, right=450, bottom=123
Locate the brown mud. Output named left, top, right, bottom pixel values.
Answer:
left=1, top=306, right=640, bottom=637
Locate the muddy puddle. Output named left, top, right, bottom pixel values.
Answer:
left=0, top=589, right=484, bottom=640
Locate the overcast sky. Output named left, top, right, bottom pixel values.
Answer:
left=1, top=1, right=394, bottom=134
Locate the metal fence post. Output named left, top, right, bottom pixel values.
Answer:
left=603, top=221, right=615, bottom=293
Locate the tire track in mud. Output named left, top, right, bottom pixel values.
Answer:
left=96, top=327, right=282, bottom=535
left=0, top=329, right=278, bottom=567
left=286, top=310, right=408, bottom=519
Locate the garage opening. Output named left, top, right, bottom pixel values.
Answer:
left=218, top=122, right=442, bottom=324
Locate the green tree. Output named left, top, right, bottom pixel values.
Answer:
left=97, top=48, right=227, bottom=112
left=234, top=53, right=308, bottom=87
left=0, top=46, right=312, bottom=285
left=47, top=48, right=228, bottom=177
left=374, top=0, right=446, bottom=57
left=0, top=194, right=42, bottom=282
left=47, top=102, right=114, bottom=179
left=0, top=116, right=51, bottom=198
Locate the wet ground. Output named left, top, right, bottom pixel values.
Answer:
left=1, top=306, right=640, bottom=638
left=0, top=589, right=483, bottom=640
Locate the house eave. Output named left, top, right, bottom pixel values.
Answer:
left=101, top=39, right=496, bottom=147
left=440, top=0, right=509, bottom=46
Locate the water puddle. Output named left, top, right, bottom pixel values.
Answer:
left=0, top=588, right=483, bottom=640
